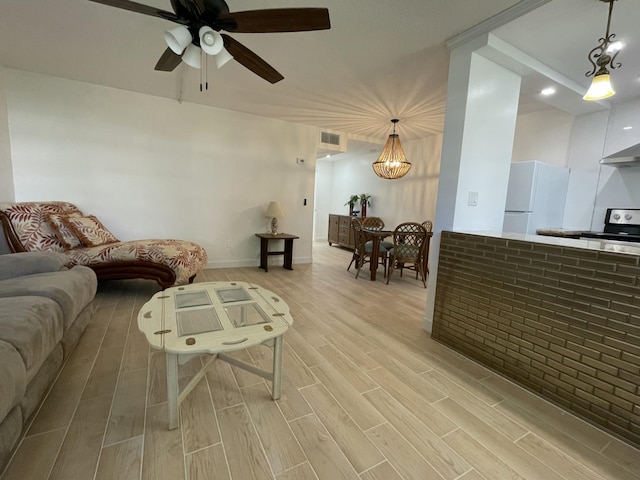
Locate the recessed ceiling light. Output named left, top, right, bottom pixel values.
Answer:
left=326, top=154, right=331, bottom=158
left=540, top=87, right=556, bottom=96
left=622, top=126, right=633, bottom=130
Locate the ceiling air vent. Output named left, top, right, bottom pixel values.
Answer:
left=318, top=131, right=347, bottom=157
left=321, top=131, right=341, bottom=146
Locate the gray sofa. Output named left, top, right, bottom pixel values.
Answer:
left=0, top=252, right=97, bottom=473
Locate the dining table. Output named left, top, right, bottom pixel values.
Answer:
left=362, top=228, right=394, bottom=281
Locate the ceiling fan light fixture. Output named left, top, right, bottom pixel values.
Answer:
left=182, top=44, right=202, bottom=69
left=372, top=119, right=412, bottom=179
left=164, top=25, right=192, bottom=55
left=199, top=27, right=224, bottom=55
left=583, top=0, right=622, bottom=101
left=215, top=47, right=234, bottom=69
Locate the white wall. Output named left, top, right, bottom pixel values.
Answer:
left=0, top=67, right=13, bottom=202
left=512, top=108, right=574, bottom=167
left=2, top=69, right=319, bottom=267
left=315, top=134, right=442, bottom=237
left=313, top=160, right=333, bottom=241
left=564, top=106, right=640, bottom=231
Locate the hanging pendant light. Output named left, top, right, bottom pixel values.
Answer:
left=583, top=0, right=622, bottom=101
left=372, top=119, right=412, bottom=179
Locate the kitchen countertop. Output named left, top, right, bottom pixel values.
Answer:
left=454, top=230, right=640, bottom=257
left=535, top=228, right=584, bottom=238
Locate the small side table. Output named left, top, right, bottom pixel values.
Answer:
left=255, top=233, right=299, bottom=272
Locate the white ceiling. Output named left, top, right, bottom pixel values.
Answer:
left=1, top=0, right=639, bottom=153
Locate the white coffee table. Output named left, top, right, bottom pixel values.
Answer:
left=137, top=281, right=293, bottom=429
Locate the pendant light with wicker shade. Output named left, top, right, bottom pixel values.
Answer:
left=372, top=119, right=411, bottom=179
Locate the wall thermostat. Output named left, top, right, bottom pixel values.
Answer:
left=296, top=158, right=305, bottom=165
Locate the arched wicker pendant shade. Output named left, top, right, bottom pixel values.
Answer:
left=372, top=119, right=411, bottom=179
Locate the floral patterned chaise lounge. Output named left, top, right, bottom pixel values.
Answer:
left=0, top=202, right=208, bottom=289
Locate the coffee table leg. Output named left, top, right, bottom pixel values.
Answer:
left=272, top=335, right=283, bottom=400
left=166, top=353, right=179, bottom=430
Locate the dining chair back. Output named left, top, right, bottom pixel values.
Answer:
left=352, top=218, right=388, bottom=279
left=386, top=222, right=427, bottom=287
left=360, top=216, right=393, bottom=250
left=347, top=218, right=364, bottom=272
left=360, top=217, right=384, bottom=230
left=420, top=220, right=434, bottom=277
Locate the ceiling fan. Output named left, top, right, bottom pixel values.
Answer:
left=89, top=0, right=331, bottom=84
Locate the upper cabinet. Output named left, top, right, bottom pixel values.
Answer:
left=603, top=98, right=640, bottom=159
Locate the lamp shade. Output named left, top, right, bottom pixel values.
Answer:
left=372, top=120, right=411, bottom=179
left=182, top=44, right=201, bottom=69
left=583, top=73, right=615, bottom=101
left=265, top=201, right=285, bottom=218
left=164, top=25, right=192, bottom=55
left=199, top=27, right=224, bottom=55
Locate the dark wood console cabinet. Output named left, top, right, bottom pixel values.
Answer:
left=328, top=214, right=356, bottom=249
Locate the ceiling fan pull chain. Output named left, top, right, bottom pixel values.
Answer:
left=199, top=48, right=204, bottom=92
left=205, top=54, right=209, bottom=91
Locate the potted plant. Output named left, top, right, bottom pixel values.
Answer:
left=345, top=194, right=360, bottom=216
left=359, top=193, right=371, bottom=217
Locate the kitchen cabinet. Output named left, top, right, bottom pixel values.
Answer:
left=328, top=214, right=355, bottom=249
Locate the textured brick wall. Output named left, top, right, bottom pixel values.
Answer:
left=432, top=231, right=640, bottom=447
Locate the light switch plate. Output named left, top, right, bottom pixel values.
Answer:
left=468, top=191, right=478, bottom=206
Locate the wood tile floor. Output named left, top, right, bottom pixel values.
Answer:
left=2, top=243, right=639, bottom=480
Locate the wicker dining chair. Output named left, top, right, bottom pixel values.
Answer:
left=419, top=220, right=433, bottom=277
left=360, top=216, right=393, bottom=250
left=352, top=219, right=388, bottom=279
left=386, top=222, right=428, bottom=287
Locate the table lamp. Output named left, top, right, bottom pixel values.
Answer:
left=265, top=201, right=285, bottom=235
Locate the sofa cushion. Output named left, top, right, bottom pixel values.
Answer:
left=0, top=202, right=82, bottom=253
left=66, top=239, right=208, bottom=285
left=0, top=340, right=27, bottom=423
left=46, top=212, right=84, bottom=249
left=0, top=252, right=68, bottom=281
left=63, top=215, right=119, bottom=247
left=0, top=266, right=97, bottom=330
left=0, top=297, right=64, bottom=383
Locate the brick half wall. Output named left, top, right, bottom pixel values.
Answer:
left=432, top=231, right=640, bottom=447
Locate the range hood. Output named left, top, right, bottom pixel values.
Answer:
left=600, top=156, right=640, bottom=167
left=601, top=144, right=640, bottom=167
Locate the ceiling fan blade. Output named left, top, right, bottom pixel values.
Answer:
left=154, top=47, right=182, bottom=72
left=88, top=0, right=186, bottom=24
left=218, top=8, right=330, bottom=33
left=221, top=34, right=284, bottom=84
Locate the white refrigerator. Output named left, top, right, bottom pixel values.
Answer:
left=503, top=161, right=569, bottom=235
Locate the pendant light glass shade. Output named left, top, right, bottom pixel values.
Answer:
left=583, top=0, right=621, bottom=101
left=372, top=119, right=411, bottom=179
left=583, top=73, right=615, bottom=100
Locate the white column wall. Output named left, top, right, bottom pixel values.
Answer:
left=3, top=69, right=319, bottom=267
left=425, top=38, right=521, bottom=332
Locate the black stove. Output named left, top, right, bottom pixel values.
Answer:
left=580, top=208, right=640, bottom=243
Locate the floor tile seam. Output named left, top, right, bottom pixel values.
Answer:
left=513, top=432, right=611, bottom=480
left=100, top=342, right=147, bottom=450
left=419, top=369, right=507, bottom=412
left=496, top=398, right=625, bottom=464
left=362, top=420, right=451, bottom=480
